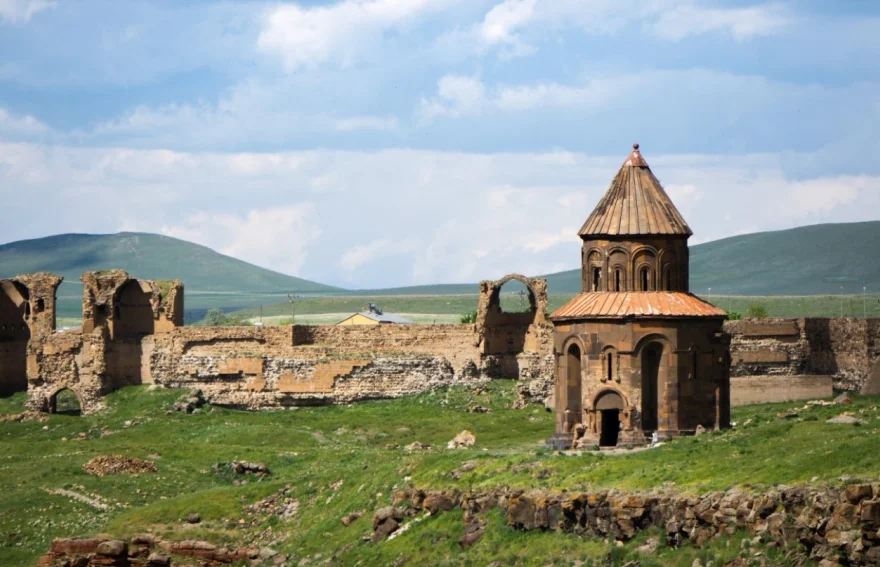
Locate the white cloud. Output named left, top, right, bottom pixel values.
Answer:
left=158, top=205, right=322, bottom=278
left=335, top=115, right=398, bottom=132
left=0, top=0, right=55, bottom=24
left=652, top=3, right=791, bottom=41
left=2, top=141, right=879, bottom=287
left=0, top=106, right=51, bottom=136
left=258, top=0, right=460, bottom=71
left=418, top=75, right=486, bottom=120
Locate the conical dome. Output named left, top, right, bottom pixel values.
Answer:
left=578, top=144, right=692, bottom=238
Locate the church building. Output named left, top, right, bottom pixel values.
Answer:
left=549, top=144, right=731, bottom=449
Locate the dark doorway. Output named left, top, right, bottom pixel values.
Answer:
left=641, top=342, right=663, bottom=432
left=49, top=389, right=82, bottom=416
left=566, top=344, right=582, bottom=418
left=595, top=391, right=623, bottom=447
left=600, top=409, right=620, bottom=446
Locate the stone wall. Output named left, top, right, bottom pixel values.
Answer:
left=726, top=318, right=880, bottom=392
left=379, top=483, right=880, bottom=565
left=730, top=375, right=833, bottom=407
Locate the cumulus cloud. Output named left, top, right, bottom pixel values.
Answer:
left=157, top=205, right=322, bottom=278
left=258, top=0, right=460, bottom=71
left=0, top=106, right=51, bottom=136
left=418, top=75, right=486, bottom=121
left=2, top=142, right=879, bottom=287
left=652, top=3, right=791, bottom=41
left=0, top=0, right=55, bottom=24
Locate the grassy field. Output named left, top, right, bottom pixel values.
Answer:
left=1, top=383, right=878, bottom=566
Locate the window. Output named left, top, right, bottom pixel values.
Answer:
left=606, top=352, right=614, bottom=381
left=592, top=267, right=601, bottom=291
left=614, top=268, right=622, bottom=292
left=640, top=267, right=651, bottom=291
left=691, top=349, right=699, bottom=380
left=663, top=265, right=671, bottom=290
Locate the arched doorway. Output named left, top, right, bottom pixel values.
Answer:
left=641, top=342, right=663, bottom=432
left=49, top=388, right=82, bottom=416
left=595, top=390, right=623, bottom=446
left=0, top=281, right=31, bottom=396
left=565, top=343, right=582, bottom=430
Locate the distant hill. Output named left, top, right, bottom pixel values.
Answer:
left=0, top=233, right=339, bottom=320
left=535, top=221, right=880, bottom=295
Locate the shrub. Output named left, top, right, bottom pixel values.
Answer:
left=745, top=303, right=769, bottom=319
left=203, top=308, right=252, bottom=326
left=460, top=310, right=477, bottom=324
left=727, top=311, right=743, bottom=320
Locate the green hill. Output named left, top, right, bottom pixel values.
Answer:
left=0, top=233, right=339, bottom=320
left=536, top=221, right=880, bottom=295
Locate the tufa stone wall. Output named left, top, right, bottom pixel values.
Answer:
left=726, top=318, right=880, bottom=392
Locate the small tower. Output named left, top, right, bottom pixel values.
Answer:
left=579, top=143, right=691, bottom=293
left=548, top=144, right=731, bottom=449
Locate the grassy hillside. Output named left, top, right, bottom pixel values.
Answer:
left=0, top=233, right=339, bottom=322
left=538, top=221, right=880, bottom=295
left=0, top=233, right=337, bottom=293
left=1, top=383, right=877, bottom=565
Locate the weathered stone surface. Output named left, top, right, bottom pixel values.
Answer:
left=378, top=483, right=880, bottom=566
left=447, top=430, right=476, bottom=449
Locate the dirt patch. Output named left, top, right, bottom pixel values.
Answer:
left=83, top=455, right=158, bottom=477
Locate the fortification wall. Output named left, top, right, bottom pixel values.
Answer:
left=725, top=318, right=880, bottom=392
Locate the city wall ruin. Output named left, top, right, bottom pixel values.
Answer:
left=1, top=270, right=878, bottom=414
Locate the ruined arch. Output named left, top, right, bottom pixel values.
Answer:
left=0, top=280, right=31, bottom=395
left=47, top=386, right=84, bottom=416
left=112, top=279, right=156, bottom=339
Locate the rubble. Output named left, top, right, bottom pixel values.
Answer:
left=447, top=430, right=476, bottom=449
left=83, top=455, right=158, bottom=477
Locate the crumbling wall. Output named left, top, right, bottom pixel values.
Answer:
left=0, top=273, right=62, bottom=395
left=725, top=318, right=880, bottom=392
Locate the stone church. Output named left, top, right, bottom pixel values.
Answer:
left=549, top=144, right=731, bottom=449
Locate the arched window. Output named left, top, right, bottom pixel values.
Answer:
left=640, top=266, right=651, bottom=291
left=606, top=351, right=614, bottom=381
left=592, top=267, right=602, bottom=292
left=662, top=265, right=671, bottom=291
left=614, top=268, right=623, bottom=292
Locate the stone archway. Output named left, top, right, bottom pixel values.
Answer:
left=48, top=387, right=83, bottom=416
left=595, top=390, right=624, bottom=447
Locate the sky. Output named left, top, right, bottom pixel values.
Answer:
left=1, top=0, right=879, bottom=289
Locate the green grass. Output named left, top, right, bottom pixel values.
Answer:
left=1, top=383, right=878, bottom=565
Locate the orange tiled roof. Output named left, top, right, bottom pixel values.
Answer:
left=551, top=292, right=726, bottom=320
left=578, top=143, right=692, bottom=237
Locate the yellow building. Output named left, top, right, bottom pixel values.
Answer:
left=337, top=305, right=414, bottom=326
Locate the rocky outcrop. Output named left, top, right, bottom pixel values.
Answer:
left=381, top=484, right=880, bottom=565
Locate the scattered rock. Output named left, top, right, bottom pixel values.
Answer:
left=451, top=460, right=478, bottom=480
left=834, top=392, right=853, bottom=405
left=694, top=424, right=706, bottom=436
left=459, top=519, right=486, bottom=549
left=1, top=410, right=48, bottom=423
left=341, top=511, right=363, bottom=526
left=83, top=455, right=158, bottom=477
left=185, top=512, right=201, bottom=524
left=244, top=485, right=299, bottom=522
left=404, top=442, right=430, bottom=452
left=447, top=430, right=476, bottom=449
left=95, top=540, right=127, bottom=557
left=213, top=460, right=270, bottom=477
left=372, top=506, right=405, bottom=542
left=827, top=415, right=867, bottom=425
left=468, top=405, right=492, bottom=414
left=172, top=388, right=206, bottom=413
left=147, top=552, right=171, bottom=566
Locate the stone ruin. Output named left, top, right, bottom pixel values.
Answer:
left=1, top=270, right=554, bottom=414
left=0, top=265, right=878, bottom=416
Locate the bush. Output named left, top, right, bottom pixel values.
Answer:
left=727, top=311, right=743, bottom=320
left=745, top=303, right=769, bottom=319
left=460, top=310, right=477, bottom=324
left=203, top=308, right=253, bottom=327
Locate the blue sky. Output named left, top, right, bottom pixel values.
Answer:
left=1, top=0, right=879, bottom=289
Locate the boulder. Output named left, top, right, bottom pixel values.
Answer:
left=447, top=430, right=476, bottom=449
left=95, top=540, right=127, bottom=557
left=826, top=415, right=867, bottom=425
left=834, top=392, right=853, bottom=405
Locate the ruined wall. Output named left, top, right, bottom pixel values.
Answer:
left=730, top=375, right=833, bottom=407
left=725, top=318, right=880, bottom=392
left=0, top=274, right=62, bottom=395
